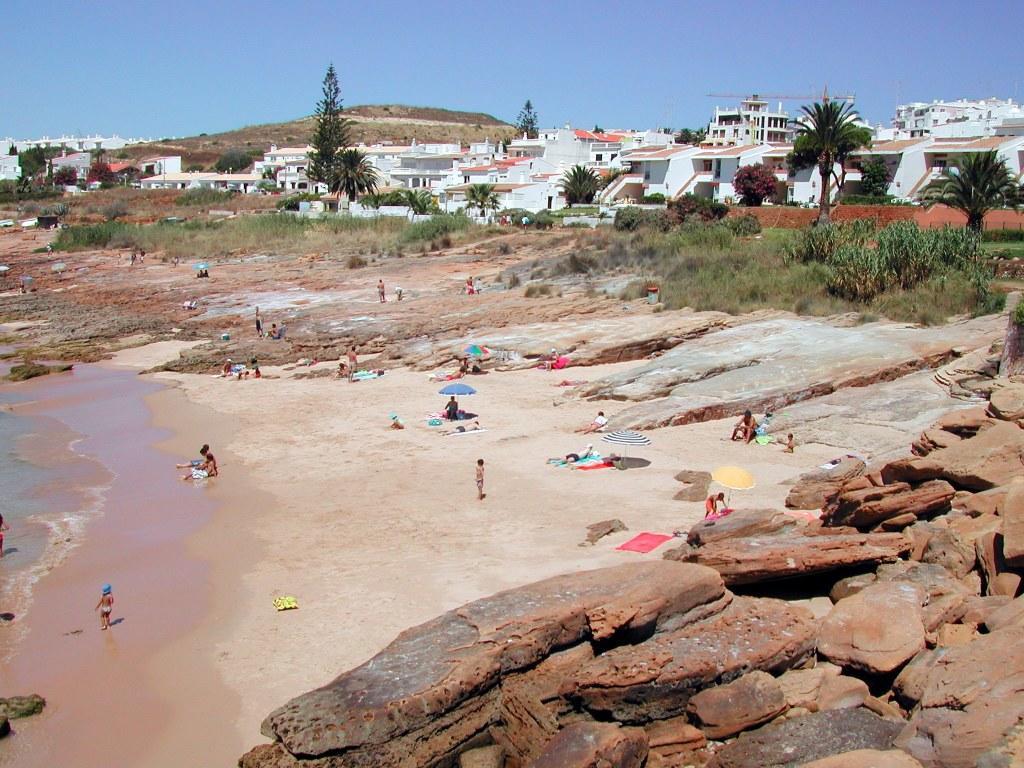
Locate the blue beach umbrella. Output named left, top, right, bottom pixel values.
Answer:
left=438, top=382, right=477, bottom=396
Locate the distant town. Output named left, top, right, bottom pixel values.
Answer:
left=2, top=95, right=1023, bottom=214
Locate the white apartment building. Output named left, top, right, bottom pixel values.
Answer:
left=50, top=152, right=93, bottom=181
left=11, top=135, right=136, bottom=152
left=704, top=96, right=793, bottom=147
left=140, top=172, right=264, bottom=193
left=892, top=98, right=1023, bottom=139
left=0, top=154, right=21, bottom=181
left=138, top=156, right=182, bottom=176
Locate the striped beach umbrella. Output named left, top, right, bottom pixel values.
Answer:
left=601, top=430, right=651, bottom=458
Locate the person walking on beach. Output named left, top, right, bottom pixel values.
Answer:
left=347, top=346, right=358, bottom=381
left=255, top=307, right=263, bottom=338
left=95, top=584, right=114, bottom=630
left=476, top=459, right=486, bottom=500
left=0, top=513, right=8, bottom=558
left=378, top=279, right=386, bottom=303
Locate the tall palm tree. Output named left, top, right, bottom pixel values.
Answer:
left=791, top=101, right=868, bottom=225
left=465, top=183, right=500, bottom=219
left=335, top=148, right=379, bottom=202
left=404, top=188, right=435, bottom=215
left=560, top=164, right=600, bottom=207
left=923, top=150, right=1022, bottom=232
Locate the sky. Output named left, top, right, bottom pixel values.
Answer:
left=5, top=0, right=1023, bottom=140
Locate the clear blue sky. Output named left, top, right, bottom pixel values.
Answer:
left=6, top=0, right=1023, bottom=139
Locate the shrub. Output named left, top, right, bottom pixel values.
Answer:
left=840, top=194, right=911, bottom=206
left=532, top=210, right=555, bottom=230
left=399, top=212, right=471, bottom=243
left=215, top=149, right=252, bottom=173
left=983, top=229, right=1024, bottom=243
left=53, top=167, right=78, bottom=187
left=177, top=188, right=235, bottom=206
left=102, top=201, right=129, bottom=221
left=725, top=214, right=762, bottom=236
left=363, top=190, right=409, bottom=208
left=786, top=219, right=876, bottom=263
left=732, top=164, right=778, bottom=206
left=53, top=222, right=131, bottom=251
left=641, top=193, right=666, bottom=205
left=524, top=283, right=555, bottom=297
left=1015, top=301, right=1024, bottom=326
left=347, top=254, right=367, bottom=269
left=42, top=202, right=69, bottom=218
left=678, top=222, right=734, bottom=249
left=614, top=206, right=669, bottom=232
left=275, top=192, right=321, bottom=211
left=667, top=195, right=728, bottom=224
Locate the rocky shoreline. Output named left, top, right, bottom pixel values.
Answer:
left=239, top=380, right=1024, bottom=768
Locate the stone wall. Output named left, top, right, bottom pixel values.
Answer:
left=728, top=203, right=1024, bottom=230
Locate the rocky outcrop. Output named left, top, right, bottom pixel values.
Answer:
left=895, top=628, right=1024, bottom=768
left=580, top=518, right=626, bottom=546
left=800, top=750, right=924, bottom=768
left=818, top=582, right=927, bottom=675
left=667, top=529, right=911, bottom=586
left=776, top=665, right=870, bottom=713
left=526, top=722, right=647, bottom=768
left=672, top=470, right=711, bottom=502
left=561, top=597, right=816, bottom=722
left=686, top=671, right=787, bottom=738
left=706, top=709, right=905, bottom=768
left=0, top=695, right=45, bottom=719
left=785, top=457, right=866, bottom=510
left=248, top=562, right=725, bottom=767
left=1000, top=481, right=1024, bottom=567
left=577, top=316, right=1002, bottom=430
left=824, top=479, right=955, bottom=530
left=684, top=508, right=796, bottom=546
left=642, top=717, right=706, bottom=765
left=987, top=381, right=1024, bottom=422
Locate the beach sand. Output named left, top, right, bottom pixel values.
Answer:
left=0, top=344, right=869, bottom=765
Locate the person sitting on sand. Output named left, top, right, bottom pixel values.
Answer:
left=783, top=433, right=795, bottom=453
left=445, top=396, right=460, bottom=421
left=458, top=358, right=470, bottom=375
left=577, top=411, right=608, bottom=434
left=730, top=410, right=758, bottom=444
left=221, top=359, right=233, bottom=377
left=180, top=445, right=218, bottom=480
left=390, top=415, right=405, bottom=430
left=705, top=492, right=726, bottom=519
left=337, top=361, right=349, bottom=379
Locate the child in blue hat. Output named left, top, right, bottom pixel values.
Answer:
left=95, top=584, right=114, bottom=630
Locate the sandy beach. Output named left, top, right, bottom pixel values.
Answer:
left=1, top=339, right=857, bottom=766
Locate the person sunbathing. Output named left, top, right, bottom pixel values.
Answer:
left=577, top=411, right=608, bottom=434
left=565, top=444, right=595, bottom=463
left=730, top=410, right=758, bottom=444
left=443, top=420, right=482, bottom=435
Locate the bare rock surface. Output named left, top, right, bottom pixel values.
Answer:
left=988, top=381, right=1024, bottom=422
left=581, top=518, right=626, bottom=546
left=667, top=528, right=911, bottom=586
left=881, top=421, right=1024, bottom=492
left=818, top=582, right=927, bottom=674
left=526, top=721, right=648, bottom=768
left=561, top=597, right=816, bottom=722
left=577, top=316, right=1000, bottom=430
left=895, top=628, right=1024, bottom=768
left=673, top=470, right=712, bottom=502
left=706, top=708, right=905, bottom=768
left=253, top=562, right=724, bottom=766
left=800, top=749, right=925, bottom=768
left=686, top=670, right=787, bottom=738
left=824, top=480, right=954, bottom=530
left=685, top=508, right=796, bottom=546
left=786, top=457, right=867, bottom=510
left=1001, top=481, right=1024, bottom=567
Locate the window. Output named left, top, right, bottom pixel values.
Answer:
left=596, top=153, right=603, bottom=162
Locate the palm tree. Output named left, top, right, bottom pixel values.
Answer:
left=404, top=189, right=435, bottom=215
left=923, top=150, right=1022, bottom=232
left=335, top=148, right=379, bottom=202
left=791, top=101, right=868, bottom=225
left=465, top=183, right=500, bottom=219
left=560, top=165, right=600, bottom=207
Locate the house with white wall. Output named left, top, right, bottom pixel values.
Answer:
left=138, top=155, right=182, bottom=176
left=50, top=152, right=93, bottom=181
left=0, top=154, right=20, bottom=181
left=140, top=172, right=264, bottom=193
left=705, top=96, right=793, bottom=146
left=892, top=98, right=1023, bottom=139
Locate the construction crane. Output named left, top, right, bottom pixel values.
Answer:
left=706, top=88, right=855, bottom=103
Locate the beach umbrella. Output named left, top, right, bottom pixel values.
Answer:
left=601, top=429, right=651, bottom=459
left=193, top=262, right=209, bottom=271
left=438, top=382, right=477, bottom=396
left=711, top=466, right=755, bottom=490
left=464, top=344, right=490, bottom=358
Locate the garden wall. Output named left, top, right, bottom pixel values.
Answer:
left=729, top=204, right=1024, bottom=230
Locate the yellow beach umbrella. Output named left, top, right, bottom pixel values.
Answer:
left=711, top=466, right=755, bottom=491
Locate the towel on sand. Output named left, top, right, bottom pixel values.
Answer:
left=616, top=532, right=673, bottom=553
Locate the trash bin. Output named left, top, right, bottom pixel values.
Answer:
left=646, top=284, right=660, bottom=304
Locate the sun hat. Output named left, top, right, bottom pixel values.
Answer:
left=102, top=584, right=112, bottom=595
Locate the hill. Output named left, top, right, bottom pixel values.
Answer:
left=114, top=105, right=514, bottom=170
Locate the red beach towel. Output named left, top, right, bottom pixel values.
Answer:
left=616, top=532, right=673, bottom=553
left=576, top=462, right=612, bottom=471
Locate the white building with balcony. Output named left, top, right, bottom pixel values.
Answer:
left=892, top=98, right=1023, bottom=139
left=0, top=154, right=21, bottom=180
left=140, top=172, right=264, bottom=193
left=705, top=96, right=793, bottom=146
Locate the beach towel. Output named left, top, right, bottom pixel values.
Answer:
left=577, top=461, right=612, bottom=471
left=353, top=370, right=381, bottom=381
left=754, top=434, right=775, bottom=445
left=230, top=364, right=246, bottom=374
left=616, top=532, right=673, bottom=553
left=552, top=356, right=569, bottom=370
left=704, top=507, right=734, bottom=522
left=273, top=596, right=298, bottom=611
left=444, top=428, right=487, bottom=437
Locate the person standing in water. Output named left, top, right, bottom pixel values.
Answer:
left=0, top=513, right=8, bottom=558
left=95, top=584, right=114, bottom=630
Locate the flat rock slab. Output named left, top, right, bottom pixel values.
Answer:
left=687, top=670, right=787, bottom=739
left=686, top=508, right=796, bottom=546
left=527, top=722, right=648, bottom=768
left=394, top=311, right=737, bottom=370
left=824, top=480, right=955, bottom=530
left=1001, top=481, right=1024, bottom=567
left=988, top=381, right=1024, bottom=421
left=255, top=562, right=725, bottom=764
left=581, top=518, right=627, bottom=546
left=818, top=582, right=927, bottom=675
left=561, top=597, right=815, bottom=722
left=707, top=708, right=905, bottom=768
left=786, top=457, right=866, bottom=510
left=667, top=529, right=911, bottom=586
left=577, top=316, right=1000, bottom=430
left=800, top=749, right=925, bottom=768
left=896, top=628, right=1024, bottom=768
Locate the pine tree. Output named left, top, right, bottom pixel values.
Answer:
left=307, top=64, right=352, bottom=193
left=516, top=100, right=538, bottom=139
